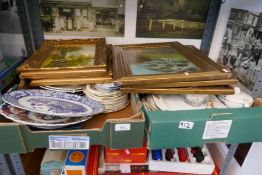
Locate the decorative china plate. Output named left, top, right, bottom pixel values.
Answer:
left=218, top=92, right=253, bottom=108
left=2, top=89, right=104, bottom=117
left=0, top=103, right=90, bottom=128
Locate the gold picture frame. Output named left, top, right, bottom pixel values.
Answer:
left=113, top=42, right=233, bottom=86
left=120, top=86, right=235, bottom=95
left=130, top=79, right=238, bottom=88
left=29, top=76, right=113, bottom=86
left=18, top=38, right=108, bottom=79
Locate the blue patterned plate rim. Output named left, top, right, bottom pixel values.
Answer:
left=0, top=103, right=91, bottom=127
left=2, top=89, right=104, bottom=117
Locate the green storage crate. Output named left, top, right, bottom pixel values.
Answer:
left=0, top=95, right=145, bottom=153
left=145, top=106, right=262, bottom=149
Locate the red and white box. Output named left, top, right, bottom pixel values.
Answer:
left=104, top=144, right=147, bottom=163
left=100, top=148, right=148, bottom=174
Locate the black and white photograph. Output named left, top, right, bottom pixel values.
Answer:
left=0, top=0, right=26, bottom=56
left=218, top=8, right=262, bottom=90
left=39, top=0, right=125, bottom=37
left=136, top=0, right=210, bottom=39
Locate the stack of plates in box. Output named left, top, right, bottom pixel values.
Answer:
left=142, top=94, right=227, bottom=111
left=142, top=95, right=160, bottom=111
left=84, top=83, right=129, bottom=113
left=0, top=89, right=104, bottom=129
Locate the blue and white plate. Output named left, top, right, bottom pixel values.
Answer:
left=2, top=89, right=104, bottom=117
left=0, top=103, right=91, bottom=129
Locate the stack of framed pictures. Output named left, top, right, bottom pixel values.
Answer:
left=112, top=42, right=238, bottom=95
left=18, top=38, right=112, bottom=87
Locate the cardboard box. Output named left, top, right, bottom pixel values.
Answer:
left=0, top=95, right=145, bottom=153
left=100, top=146, right=148, bottom=174
left=148, top=145, right=214, bottom=174
left=144, top=105, right=262, bottom=149
left=96, top=146, right=217, bottom=175
left=101, top=173, right=208, bottom=175
left=64, top=150, right=88, bottom=175
left=40, top=149, right=66, bottom=175
left=104, top=144, right=147, bottom=163
left=100, top=164, right=220, bottom=175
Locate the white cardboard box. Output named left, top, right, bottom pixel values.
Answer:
left=148, top=145, right=215, bottom=174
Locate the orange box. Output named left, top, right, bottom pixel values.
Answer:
left=67, top=170, right=83, bottom=175
left=104, top=144, right=147, bottom=163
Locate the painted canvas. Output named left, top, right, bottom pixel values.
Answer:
left=136, top=0, right=210, bottom=39
left=125, top=46, right=200, bottom=75
left=41, top=45, right=96, bottom=68
left=218, top=8, right=262, bottom=90
left=39, top=0, right=125, bottom=37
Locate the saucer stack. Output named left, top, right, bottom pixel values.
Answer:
left=0, top=89, right=104, bottom=129
left=84, top=84, right=129, bottom=113
left=40, top=85, right=85, bottom=93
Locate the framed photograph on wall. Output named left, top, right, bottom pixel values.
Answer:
left=39, top=0, right=125, bottom=37
left=218, top=8, right=262, bottom=90
left=218, top=8, right=262, bottom=168
left=136, top=0, right=210, bottom=39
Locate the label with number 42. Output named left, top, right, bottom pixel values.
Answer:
left=179, top=121, right=194, bottom=129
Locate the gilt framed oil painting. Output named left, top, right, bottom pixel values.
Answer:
left=112, top=42, right=233, bottom=86
left=18, top=38, right=107, bottom=71
left=123, top=45, right=201, bottom=76
left=17, top=38, right=108, bottom=80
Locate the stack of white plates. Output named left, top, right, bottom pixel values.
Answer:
left=84, top=84, right=129, bottom=113
left=40, top=85, right=85, bottom=93
left=0, top=89, right=104, bottom=129
left=143, top=94, right=226, bottom=111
